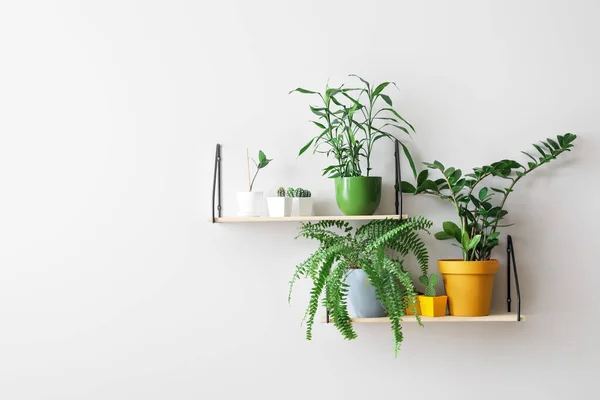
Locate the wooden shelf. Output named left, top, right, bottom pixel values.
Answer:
left=210, top=215, right=408, bottom=223
left=322, top=313, right=525, bottom=323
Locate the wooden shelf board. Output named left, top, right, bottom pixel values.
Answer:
left=210, top=215, right=408, bottom=223
left=322, top=313, right=525, bottom=323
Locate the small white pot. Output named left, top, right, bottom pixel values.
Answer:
left=292, top=198, right=313, bottom=216
left=236, top=191, right=263, bottom=217
left=267, top=197, right=293, bottom=217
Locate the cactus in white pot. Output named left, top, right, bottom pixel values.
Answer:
left=267, top=186, right=293, bottom=217
left=290, top=187, right=313, bottom=217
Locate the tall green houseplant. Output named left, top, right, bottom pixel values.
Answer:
left=290, top=75, right=417, bottom=216
left=402, top=133, right=577, bottom=316
left=289, top=217, right=432, bottom=356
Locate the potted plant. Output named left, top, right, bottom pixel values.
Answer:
left=290, top=75, right=417, bottom=216
left=417, top=273, right=447, bottom=317
left=237, top=150, right=272, bottom=217
left=402, top=133, right=577, bottom=316
left=289, top=217, right=432, bottom=355
left=286, top=187, right=313, bottom=216
left=267, top=187, right=293, bottom=217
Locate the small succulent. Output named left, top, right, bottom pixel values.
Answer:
left=419, top=273, right=438, bottom=297
left=288, top=187, right=312, bottom=197
left=277, top=186, right=286, bottom=197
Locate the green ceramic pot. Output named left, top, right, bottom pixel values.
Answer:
left=334, top=176, right=382, bottom=216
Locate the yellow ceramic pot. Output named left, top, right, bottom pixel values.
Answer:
left=418, top=295, right=448, bottom=317
left=438, top=259, right=499, bottom=317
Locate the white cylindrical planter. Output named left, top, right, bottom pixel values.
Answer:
left=267, top=197, right=293, bottom=217
left=292, top=198, right=313, bottom=216
left=236, top=191, right=263, bottom=217
left=346, top=269, right=387, bottom=318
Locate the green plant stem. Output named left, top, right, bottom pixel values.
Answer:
left=366, top=93, right=374, bottom=177
left=249, top=168, right=259, bottom=192
left=489, top=166, right=534, bottom=236
left=440, top=173, right=468, bottom=260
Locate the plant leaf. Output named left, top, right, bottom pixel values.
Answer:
left=289, top=87, right=317, bottom=94
left=399, top=141, right=417, bottom=179
left=442, top=221, right=462, bottom=242
left=434, top=231, right=454, bottom=240
left=380, top=108, right=416, bottom=133
left=478, top=187, right=488, bottom=201
left=380, top=94, right=393, bottom=106
left=373, top=82, right=391, bottom=97
left=417, top=170, right=428, bottom=186
left=349, top=74, right=370, bottom=91
left=298, top=138, right=315, bottom=157
left=400, top=181, right=416, bottom=193
left=468, top=234, right=481, bottom=250
left=258, top=151, right=267, bottom=163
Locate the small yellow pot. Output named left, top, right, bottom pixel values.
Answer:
left=405, top=295, right=421, bottom=316
left=417, top=295, right=448, bottom=317
left=438, top=259, right=499, bottom=317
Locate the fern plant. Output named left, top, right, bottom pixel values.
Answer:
left=289, top=217, right=432, bottom=356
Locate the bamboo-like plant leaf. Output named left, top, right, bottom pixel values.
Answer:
left=380, top=94, right=393, bottom=106
left=289, top=87, right=318, bottom=94
left=380, top=108, right=416, bottom=133
left=372, top=82, right=391, bottom=97
left=349, top=74, right=370, bottom=90
left=298, top=138, right=315, bottom=157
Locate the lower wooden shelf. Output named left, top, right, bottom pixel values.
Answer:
left=211, top=215, right=408, bottom=223
left=323, top=313, right=525, bottom=323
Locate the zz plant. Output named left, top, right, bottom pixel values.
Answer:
left=289, top=217, right=432, bottom=355
left=290, top=75, right=417, bottom=179
left=402, top=133, right=577, bottom=261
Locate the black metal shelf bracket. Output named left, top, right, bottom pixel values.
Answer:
left=394, top=140, right=403, bottom=217
left=212, top=144, right=222, bottom=223
left=506, top=235, right=522, bottom=321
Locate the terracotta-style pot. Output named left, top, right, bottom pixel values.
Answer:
left=438, top=259, right=499, bottom=317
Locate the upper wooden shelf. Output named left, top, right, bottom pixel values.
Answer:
left=210, top=215, right=408, bottom=223
left=322, top=313, right=525, bottom=323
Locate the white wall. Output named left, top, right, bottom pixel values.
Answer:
left=1, top=1, right=598, bottom=399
